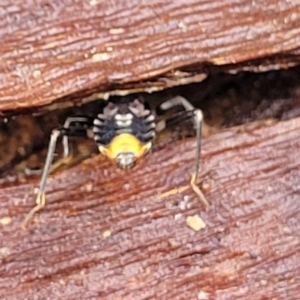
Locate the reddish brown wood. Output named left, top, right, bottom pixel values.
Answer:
left=0, top=116, right=300, bottom=299
left=0, top=0, right=300, bottom=111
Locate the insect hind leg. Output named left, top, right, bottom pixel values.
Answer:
left=190, top=109, right=210, bottom=208
left=62, top=116, right=93, bottom=157
left=159, top=95, right=195, bottom=111
left=22, top=116, right=93, bottom=228
left=160, top=96, right=210, bottom=208
left=22, top=129, right=62, bottom=228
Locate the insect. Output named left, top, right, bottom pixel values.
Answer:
left=22, top=95, right=209, bottom=226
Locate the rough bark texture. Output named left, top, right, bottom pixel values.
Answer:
left=1, top=1, right=300, bottom=299
left=1, top=0, right=300, bottom=111
left=0, top=116, right=300, bottom=299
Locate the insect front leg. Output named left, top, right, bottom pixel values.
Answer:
left=22, top=116, right=92, bottom=228
left=159, top=96, right=210, bottom=208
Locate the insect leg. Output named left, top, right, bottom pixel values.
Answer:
left=159, top=95, right=195, bottom=111
left=190, top=109, right=210, bottom=208
left=62, top=116, right=93, bottom=158
left=22, top=129, right=62, bottom=227
left=159, top=96, right=210, bottom=208
left=22, top=116, right=93, bottom=227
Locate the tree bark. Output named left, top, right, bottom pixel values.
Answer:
left=0, top=0, right=300, bottom=111
left=0, top=116, right=300, bottom=299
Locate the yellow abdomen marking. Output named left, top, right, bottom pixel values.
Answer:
left=99, top=133, right=152, bottom=160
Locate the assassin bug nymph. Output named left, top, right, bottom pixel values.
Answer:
left=22, top=95, right=209, bottom=226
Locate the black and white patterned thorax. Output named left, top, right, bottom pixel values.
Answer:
left=92, top=99, right=156, bottom=146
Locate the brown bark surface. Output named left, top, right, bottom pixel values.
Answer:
left=1, top=0, right=300, bottom=111
left=0, top=116, right=300, bottom=299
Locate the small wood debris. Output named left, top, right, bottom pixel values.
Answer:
left=186, top=215, right=206, bottom=231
